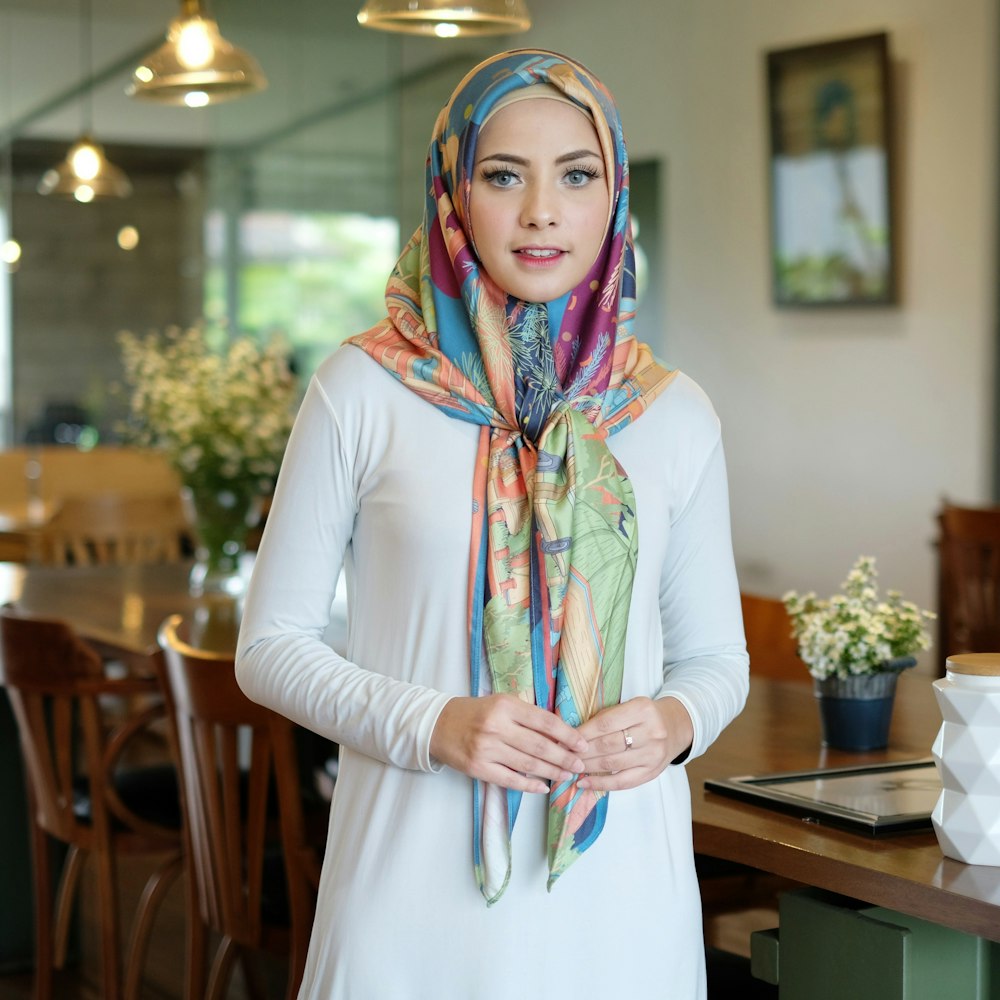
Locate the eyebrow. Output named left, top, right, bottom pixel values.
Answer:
left=476, top=148, right=602, bottom=166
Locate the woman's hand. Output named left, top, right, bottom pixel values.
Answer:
left=576, top=696, right=693, bottom=792
left=431, top=694, right=588, bottom=794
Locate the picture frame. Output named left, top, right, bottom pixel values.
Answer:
left=705, top=757, right=939, bottom=836
left=766, top=32, right=897, bottom=306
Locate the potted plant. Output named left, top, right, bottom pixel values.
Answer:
left=118, top=323, right=298, bottom=597
left=783, top=556, right=935, bottom=750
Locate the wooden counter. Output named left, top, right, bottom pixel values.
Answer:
left=688, top=674, right=1000, bottom=943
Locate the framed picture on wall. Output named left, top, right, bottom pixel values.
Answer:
left=767, top=32, right=896, bottom=306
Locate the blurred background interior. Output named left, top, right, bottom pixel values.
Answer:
left=0, top=0, right=996, bottom=650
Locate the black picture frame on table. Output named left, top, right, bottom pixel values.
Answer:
left=767, top=32, right=897, bottom=306
left=705, top=757, right=939, bottom=836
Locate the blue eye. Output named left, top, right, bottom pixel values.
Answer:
left=481, top=167, right=519, bottom=188
left=565, top=166, right=600, bottom=187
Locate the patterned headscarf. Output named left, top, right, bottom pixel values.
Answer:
left=348, top=49, right=675, bottom=903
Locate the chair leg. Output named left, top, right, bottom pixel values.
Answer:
left=123, top=852, right=183, bottom=1000
left=53, top=845, right=85, bottom=968
left=182, top=858, right=207, bottom=1000
left=94, top=842, right=123, bottom=1000
left=184, top=921, right=208, bottom=1000
left=206, top=937, right=239, bottom=1000
left=238, top=949, right=269, bottom=1000
left=28, top=824, right=53, bottom=1000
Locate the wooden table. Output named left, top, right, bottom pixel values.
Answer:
left=0, top=560, right=242, bottom=663
left=688, top=674, right=1000, bottom=944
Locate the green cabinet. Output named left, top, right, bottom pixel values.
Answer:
left=751, top=888, right=1000, bottom=1000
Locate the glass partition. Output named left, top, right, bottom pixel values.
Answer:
left=0, top=3, right=658, bottom=447
left=0, top=0, right=417, bottom=445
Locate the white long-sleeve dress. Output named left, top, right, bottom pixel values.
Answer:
left=235, top=344, right=749, bottom=1000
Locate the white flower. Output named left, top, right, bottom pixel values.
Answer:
left=117, top=323, right=299, bottom=498
left=783, top=555, right=936, bottom=680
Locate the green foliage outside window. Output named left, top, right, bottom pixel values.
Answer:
left=205, top=212, right=399, bottom=382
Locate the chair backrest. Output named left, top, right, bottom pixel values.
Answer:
left=157, top=615, right=319, bottom=994
left=37, top=492, right=190, bottom=566
left=740, top=592, right=808, bottom=682
left=936, top=502, right=1000, bottom=664
left=0, top=607, right=170, bottom=844
left=0, top=609, right=106, bottom=841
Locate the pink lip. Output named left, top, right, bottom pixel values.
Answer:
left=513, top=247, right=566, bottom=268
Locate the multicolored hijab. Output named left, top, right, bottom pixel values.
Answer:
left=348, top=49, right=675, bottom=903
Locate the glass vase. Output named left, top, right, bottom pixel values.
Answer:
left=181, top=483, right=259, bottom=598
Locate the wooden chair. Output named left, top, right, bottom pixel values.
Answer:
left=740, top=591, right=807, bottom=682
left=936, top=502, right=1000, bottom=673
left=157, top=615, right=324, bottom=1000
left=0, top=606, right=183, bottom=1000
left=35, top=492, right=191, bottom=567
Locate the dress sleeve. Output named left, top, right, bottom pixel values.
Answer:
left=653, top=435, right=749, bottom=761
left=235, top=374, right=453, bottom=773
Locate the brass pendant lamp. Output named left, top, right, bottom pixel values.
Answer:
left=127, top=0, right=267, bottom=107
left=357, top=0, right=532, bottom=37
left=38, top=0, right=131, bottom=202
left=37, top=137, right=132, bottom=202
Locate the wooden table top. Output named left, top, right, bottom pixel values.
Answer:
left=0, top=560, right=242, bottom=662
left=688, top=674, right=1000, bottom=942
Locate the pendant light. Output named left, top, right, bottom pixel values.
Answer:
left=38, top=0, right=131, bottom=202
left=127, top=0, right=267, bottom=107
left=37, top=137, right=132, bottom=202
left=356, top=0, right=531, bottom=37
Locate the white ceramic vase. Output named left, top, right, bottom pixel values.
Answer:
left=931, top=653, right=1000, bottom=866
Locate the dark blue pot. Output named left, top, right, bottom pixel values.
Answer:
left=816, top=692, right=896, bottom=750
left=813, top=659, right=916, bottom=751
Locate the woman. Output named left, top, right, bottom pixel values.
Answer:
left=236, top=48, right=748, bottom=999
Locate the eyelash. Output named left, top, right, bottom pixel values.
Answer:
left=478, top=164, right=602, bottom=187
left=480, top=166, right=520, bottom=186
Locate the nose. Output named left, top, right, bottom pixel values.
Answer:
left=519, top=183, right=558, bottom=228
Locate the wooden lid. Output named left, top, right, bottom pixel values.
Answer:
left=946, top=653, right=1000, bottom=676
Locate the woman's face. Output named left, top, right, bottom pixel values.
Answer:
left=468, top=97, right=610, bottom=304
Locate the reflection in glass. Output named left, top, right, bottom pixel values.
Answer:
left=117, top=226, right=140, bottom=251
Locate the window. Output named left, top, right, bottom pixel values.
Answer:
left=205, top=208, right=398, bottom=381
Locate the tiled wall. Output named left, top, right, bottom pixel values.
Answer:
left=10, top=144, right=204, bottom=443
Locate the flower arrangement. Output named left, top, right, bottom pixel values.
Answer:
left=783, top=555, right=935, bottom=680
left=117, top=323, right=298, bottom=498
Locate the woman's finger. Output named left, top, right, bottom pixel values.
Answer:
left=576, top=702, right=638, bottom=744
left=579, top=735, right=657, bottom=776
left=481, top=762, right=550, bottom=794
left=506, top=722, right=586, bottom=774
left=579, top=725, right=640, bottom=759
left=511, top=698, right=588, bottom=753
left=431, top=695, right=585, bottom=786
left=579, top=765, right=649, bottom=792
left=574, top=696, right=692, bottom=790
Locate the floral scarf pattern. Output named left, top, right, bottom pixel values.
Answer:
left=348, top=49, right=675, bottom=903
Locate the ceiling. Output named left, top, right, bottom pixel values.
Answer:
left=0, top=0, right=492, bottom=154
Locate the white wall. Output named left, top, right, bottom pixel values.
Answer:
left=519, top=0, right=997, bottom=661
